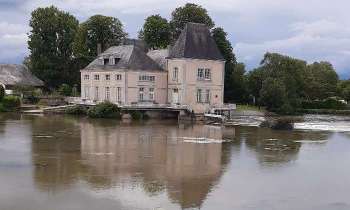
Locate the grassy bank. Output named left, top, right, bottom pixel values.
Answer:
left=298, top=109, right=350, bottom=115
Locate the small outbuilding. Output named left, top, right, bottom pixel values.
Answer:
left=0, top=64, right=44, bottom=94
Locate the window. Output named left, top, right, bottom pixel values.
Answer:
left=205, top=89, right=210, bottom=103
left=204, top=69, right=211, bottom=80
left=114, top=58, right=120, bottom=65
left=105, top=87, right=110, bottom=101
left=115, top=74, right=122, bottom=80
left=94, top=87, right=99, bottom=100
left=196, top=89, right=202, bottom=103
left=149, top=88, right=154, bottom=101
left=105, top=74, right=110, bottom=80
left=84, top=86, right=89, bottom=98
left=196, top=89, right=210, bottom=103
left=116, top=87, right=122, bottom=102
left=94, top=75, right=100, bottom=80
left=84, top=75, right=89, bottom=80
left=139, top=75, right=155, bottom=82
left=173, top=67, right=178, bottom=81
left=139, top=87, right=144, bottom=101
left=104, top=58, right=109, bottom=65
left=197, top=68, right=204, bottom=80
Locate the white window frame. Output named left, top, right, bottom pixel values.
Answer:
left=84, top=75, right=89, bottom=80
left=105, top=87, right=110, bottom=101
left=115, top=74, right=122, bottom=80
left=105, top=74, right=110, bottom=81
left=139, top=87, right=144, bottom=101
left=94, top=87, right=99, bottom=100
left=197, top=69, right=204, bottom=80
left=196, top=89, right=202, bottom=103
left=116, top=87, right=122, bottom=103
left=173, top=67, right=178, bottom=81
left=94, top=74, right=100, bottom=80
left=84, top=86, right=89, bottom=98
left=204, top=69, right=211, bottom=80
left=149, top=88, right=154, bottom=101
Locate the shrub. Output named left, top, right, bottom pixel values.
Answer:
left=58, top=84, right=72, bottom=96
left=87, top=102, right=121, bottom=118
left=0, top=86, right=4, bottom=101
left=1, top=95, right=21, bottom=111
left=65, top=105, right=88, bottom=115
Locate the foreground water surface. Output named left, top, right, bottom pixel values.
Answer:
left=0, top=114, right=350, bottom=210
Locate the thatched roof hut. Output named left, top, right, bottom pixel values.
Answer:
left=0, top=64, right=44, bottom=88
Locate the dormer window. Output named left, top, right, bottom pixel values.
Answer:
left=104, top=58, right=109, bottom=65
left=114, top=58, right=121, bottom=65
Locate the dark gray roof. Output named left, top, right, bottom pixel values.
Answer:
left=84, top=45, right=163, bottom=71
left=147, top=49, right=169, bottom=70
left=169, top=23, right=224, bottom=61
left=0, top=64, right=44, bottom=87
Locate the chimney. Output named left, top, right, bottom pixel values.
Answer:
left=97, top=43, right=102, bottom=55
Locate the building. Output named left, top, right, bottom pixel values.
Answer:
left=80, top=23, right=226, bottom=113
left=0, top=64, right=44, bottom=94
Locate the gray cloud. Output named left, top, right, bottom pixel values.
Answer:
left=0, top=0, right=349, bottom=77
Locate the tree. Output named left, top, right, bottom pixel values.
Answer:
left=170, top=3, right=215, bottom=40
left=304, top=62, right=339, bottom=100
left=139, top=15, right=171, bottom=49
left=73, top=15, right=127, bottom=59
left=28, top=6, right=79, bottom=88
left=247, top=68, right=265, bottom=104
left=211, top=27, right=246, bottom=102
left=259, top=78, right=287, bottom=111
left=259, top=53, right=307, bottom=108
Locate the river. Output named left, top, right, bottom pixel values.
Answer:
left=0, top=114, right=349, bottom=210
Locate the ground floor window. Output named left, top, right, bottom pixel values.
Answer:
left=139, top=87, right=144, bottom=101
left=105, top=87, right=110, bottom=101
left=116, top=87, right=122, bottom=102
left=84, top=86, right=89, bottom=98
left=94, top=87, right=99, bottom=100
left=196, top=89, right=210, bottom=103
left=149, top=88, right=154, bottom=101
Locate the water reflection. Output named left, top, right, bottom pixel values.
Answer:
left=0, top=114, right=340, bottom=210
left=30, top=117, right=234, bottom=209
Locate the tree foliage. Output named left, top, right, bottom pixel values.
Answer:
left=28, top=6, right=79, bottom=88
left=140, top=15, right=171, bottom=49
left=73, top=15, right=127, bottom=59
left=170, top=3, right=215, bottom=40
left=304, top=62, right=338, bottom=100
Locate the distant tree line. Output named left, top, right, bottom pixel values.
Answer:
left=26, top=4, right=349, bottom=113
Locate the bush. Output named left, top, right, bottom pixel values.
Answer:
left=0, top=86, right=4, bottom=101
left=65, top=105, right=88, bottom=115
left=87, top=102, right=121, bottom=118
left=1, top=95, right=21, bottom=111
left=58, top=84, right=72, bottom=96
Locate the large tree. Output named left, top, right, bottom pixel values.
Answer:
left=28, top=6, right=79, bottom=88
left=304, top=61, right=339, bottom=100
left=170, top=3, right=215, bottom=40
left=139, top=15, right=171, bottom=49
left=211, top=27, right=247, bottom=103
left=73, top=15, right=127, bottom=59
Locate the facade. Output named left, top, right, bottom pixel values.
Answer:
left=81, top=23, right=225, bottom=113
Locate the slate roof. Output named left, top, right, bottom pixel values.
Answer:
left=168, top=22, right=224, bottom=61
left=0, top=64, right=44, bottom=87
left=147, top=49, right=169, bottom=70
left=84, top=45, right=163, bottom=71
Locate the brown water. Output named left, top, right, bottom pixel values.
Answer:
left=0, top=114, right=350, bottom=210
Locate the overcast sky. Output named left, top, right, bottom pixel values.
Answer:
left=0, top=0, right=349, bottom=78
